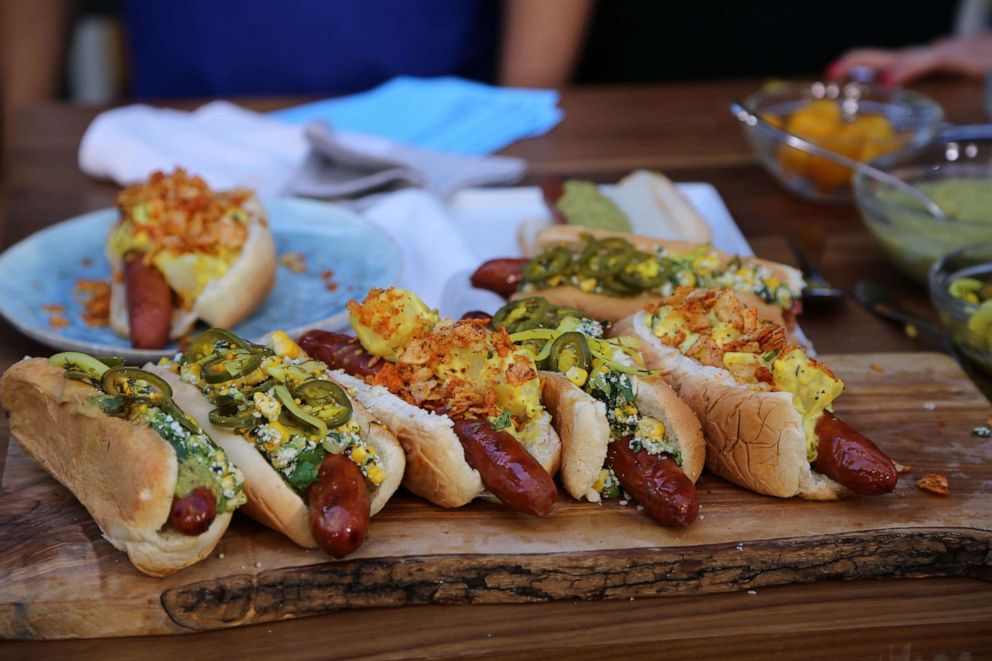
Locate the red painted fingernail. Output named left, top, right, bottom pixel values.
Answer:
left=825, top=60, right=841, bottom=79
left=880, top=70, right=895, bottom=86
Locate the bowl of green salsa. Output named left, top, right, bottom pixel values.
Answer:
left=930, top=241, right=992, bottom=373
left=854, top=126, right=992, bottom=284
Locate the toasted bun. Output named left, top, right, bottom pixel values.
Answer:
left=611, top=313, right=846, bottom=500
left=109, top=195, right=276, bottom=341
left=539, top=371, right=609, bottom=501
left=330, top=370, right=561, bottom=508
left=150, top=366, right=403, bottom=548
left=612, top=170, right=713, bottom=244
left=0, top=358, right=232, bottom=576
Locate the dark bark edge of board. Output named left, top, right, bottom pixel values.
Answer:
left=160, top=527, right=992, bottom=632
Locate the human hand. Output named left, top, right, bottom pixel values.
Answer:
left=827, top=33, right=992, bottom=85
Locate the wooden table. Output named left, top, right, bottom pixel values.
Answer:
left=1, top=79, right=990, bottom=658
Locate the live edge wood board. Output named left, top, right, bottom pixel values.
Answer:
left=1, top=352, right=990, bottom=640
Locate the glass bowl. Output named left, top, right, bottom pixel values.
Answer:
left=930, top=241, right=992, bottom=373
left=855, top=125, right=992, bottom=284
left=742, top=81, right=944, bottom=203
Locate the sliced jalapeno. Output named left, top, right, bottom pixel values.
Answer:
left=522, top=247, right=571, bottom=283
left=492, top=297, right=549, bottom=332
left=578, top=239, right=633, bottom=277
left=96, top=356, right=126, bottom=368
left=273, top=385, right=327, bottom=438
left=547, top=332, right=591, bottom=374
left=49, top=352, right=111, bottom=380
left=101, top=367, right=173, bottom=400
left=601, top=273, right=639, bottom=295
left=208, top=407, right=259, bottom=429
left=202, top=351, right=263, bottom=384
left=297, top=379, right=347, bottom=405
left=296, top=379, right=352, bottom=428
left=184, top=328, right=253, bottom=362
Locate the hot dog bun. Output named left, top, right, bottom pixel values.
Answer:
left=517, top=171, right=712, bottom=255
left=150, top=365, right=405, bottom=549
left=514, top=225, right=803, bottom=326
left=108, top=187, right=277, bottom=342
left=0, top=358, right=234, bottom=576
left=611, top=311, right=846, bottom=500
left=540, top=371, right=705, bottom=502
left=611, top=170, right=713, bottom=244
left=330, top=369, right=561, bottom=508
left=539, top=371, right=609, bottom=501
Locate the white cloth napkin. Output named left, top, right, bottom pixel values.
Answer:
left=360, top=189, right=477, bottom=309
left=79, top=101, right=526, bottom=199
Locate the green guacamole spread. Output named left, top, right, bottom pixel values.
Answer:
left=556, top=180, right=632, bottom=232
left=94, top=394, right=244, bottom=513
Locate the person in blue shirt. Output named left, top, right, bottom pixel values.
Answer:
left=0, top=0, right=592, bottom=143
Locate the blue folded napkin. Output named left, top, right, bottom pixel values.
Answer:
left=270, top=76, right=563, bottom=156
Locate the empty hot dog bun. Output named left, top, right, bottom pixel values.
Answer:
left=0, top=357, right=242, bottom=576
left=611, top=170, right=712, bottom=244
left=107, top=169, right=276, bottom=343
left=513, top=225, right=803, bottom=326
left=517, top=171, right=712, bottom=256
left=148, top=330, right=404, bottom=551
left=611, top=288, right=851, bottom=499
left=540, top=370, right=704, bottom=502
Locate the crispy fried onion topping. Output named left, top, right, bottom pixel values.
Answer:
left=368, top=318, right=536, bottom=418
left=115, top=168, right=253, bottom=256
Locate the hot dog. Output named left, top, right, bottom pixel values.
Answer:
left=298, top=287, right=562, bottom=513
left=124, top=252, right=173, bottom=349
left=470, top=258, right=530, bottom=298
left=450, top=418, right=557, bottom=516
left=491, top=297, right=705, bottom=526
left=149, top=327, right=405, bottom=558
left=0, top=353, right=246, bottom=576
left=308, top=454, right=371, bottom=558
left=812, top=412, right=898, bottom=496
left=300, top=330, right=556, bottom=516
left=607, top=437, right=699, bottom=527
left=612, top=287, right=897, bottom=499
left=471, top=225, right=804, bottom=326
left=107, top=168, right=276, bottom=349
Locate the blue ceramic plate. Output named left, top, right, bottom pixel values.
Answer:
left=0, top=197, right=401, bottom=362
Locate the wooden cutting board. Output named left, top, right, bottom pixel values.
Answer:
left=1, top=352, right=990, bottom=640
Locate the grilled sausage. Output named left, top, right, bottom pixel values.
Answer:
left=168, top=486, right=217, bottom=535
left=124, top=252, right=173, bottom=349
left=812, top=411, right=897, bottom=495
left=470, top=258, right=529, bottom=297
left=299, top=330, right=384, bottom=378
left=606, top=437, right=699, bottom=527
left=307, top=454, right=371, bottom=558
left=451, top=417, right=557, bottom=516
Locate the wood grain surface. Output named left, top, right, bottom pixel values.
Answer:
left=2, top=352, right=989, bottom=640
